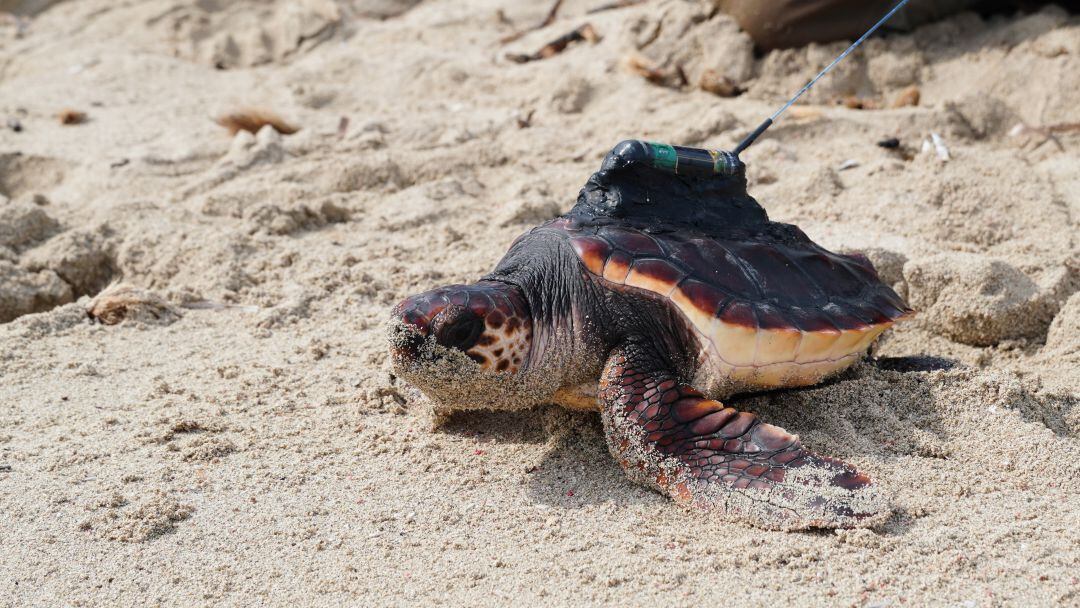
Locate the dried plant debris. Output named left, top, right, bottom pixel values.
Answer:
left=838, top=96, right=879, bottom=110
left=506, top=23, right=599, bottom=63
left=891, top=85, right=921, bottom=108
left=57, top=109, right=87, bottom=125
left=515, top=108, right=536, bottom=128
left=86, top=283, right=182, bottom=326
left=499, top=0, right=564, bottom=44
left=833, top=86, right=919, bottom=111
left=699, top=68, right=743, bottom=97
left=1009, top=121, right=1080, bottom=151
left=215, top=108, right=298, bottom=136
left=623, top=52, right=686, bottom=89
left=587, top=0, right=646, bottom=14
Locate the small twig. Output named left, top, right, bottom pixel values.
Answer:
left=674, top=64, right=689, bottom=88
left=1009, top=122, right=1069, bottom=152
left=623, top=52, right=685, bottom=89
left=515, top=109, right=536, bottom=129
left=180, top=300, right=260, bottom=313
left=539, top=0, right=564, bottom=28
left=890, top=85, right=920, bottom=108
left=1046, top=122, right=1080, bottom=134
left=506, top=23, right=600, bottom=64
left=838, top=95, right=880, bottom=110
left=500, top=0, right=565, bottom=45
left=587, top=0, right=646, bottom=14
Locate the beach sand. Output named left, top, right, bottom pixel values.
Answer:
left=1, top=0, right=1078, bottom=605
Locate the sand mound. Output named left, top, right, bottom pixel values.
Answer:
left=1046, top=292, right=1080, bottom=351
left=622, top=0, right=755, bottom=88
left=79, top=490, right=194, bottom=543
left=0, top=260, right=72, bottom=322
left=21, top=224, right=116, bottom=296
left=904, top=252, right=1078, bottom=346
left=157, top=0, right=344, bottom=69
left=0, top=196, right=58, bottom=250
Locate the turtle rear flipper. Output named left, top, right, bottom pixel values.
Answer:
left=599, top=338, right=889, bottom=530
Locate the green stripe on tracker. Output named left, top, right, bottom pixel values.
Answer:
left=712, top=150, right=729, bottom=174
left=643, top=141, right=742, bottom=177
left=646, top=141, right=678, bottom=171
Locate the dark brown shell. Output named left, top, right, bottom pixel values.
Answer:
left=562, top=218, right=911, bottom=333
left=491, top=142, right=913, bottom=389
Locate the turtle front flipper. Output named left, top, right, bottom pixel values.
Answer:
left=599, top=339, right=889, bottom=530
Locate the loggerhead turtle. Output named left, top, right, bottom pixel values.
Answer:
left=388, top=140, right=912, bottom=529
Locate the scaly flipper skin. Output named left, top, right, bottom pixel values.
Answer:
left=598, top=338, right=889, bottom=530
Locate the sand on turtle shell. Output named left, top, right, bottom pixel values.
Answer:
left=0, top=0, right=1078, bottom=606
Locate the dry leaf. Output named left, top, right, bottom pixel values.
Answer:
left=891, top=85, right=921, bottom=108
left=699, top=69, right=741, bottom=97
left=215, top=108, right=298, bottom=136
left=58, top=109, right=87, bottom=125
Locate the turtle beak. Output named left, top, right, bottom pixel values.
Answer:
left=390, top=323, right=427, bottom=362
left=388, top=302, right=436, bottom=364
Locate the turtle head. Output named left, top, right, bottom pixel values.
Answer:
left=389, top=281, right=533, bottom=377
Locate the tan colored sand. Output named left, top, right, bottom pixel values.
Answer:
left=1, top=0, right=1078, bottom=605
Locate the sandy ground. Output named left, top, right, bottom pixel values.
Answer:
left=1, top=0, right=1078, bottom=606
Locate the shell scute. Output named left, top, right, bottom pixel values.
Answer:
left=598, top=226, right=664, bottom=256
left=625, top=258, right=685, bottom=296
left=603, top=250, right=633, bottom=283
left=868, top=291, right=912, bottom=320
left=755, top=327, right=803, bottom=366
left=844, top=251, right=881, bottom=280
left=753, top=302, right=793, bottom=331
left=691, top=240, right=764, bottom=298
left=784, top=305, right=839, bottom=333
left=821, top=301, right=872, bottom=330
left=790, top=249, right=867, bottom=299
left=673, top=279, right=728, bottom=318
left=671, top=279, right=729, bottom=337
left=570, top=235, right=612, bottom=275
left=734, top=242, right=823, bottom=303
left=467, top=292, right=493, bottom=317
left=719, top=299, right=757, bottom=328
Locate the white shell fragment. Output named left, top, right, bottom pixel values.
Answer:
left=930, top=132, right=950, bottom=162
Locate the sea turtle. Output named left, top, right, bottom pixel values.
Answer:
left=388, top=140, right=912, bottom=529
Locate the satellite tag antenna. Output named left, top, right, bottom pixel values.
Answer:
left=732, top=0, right=913, bottom=156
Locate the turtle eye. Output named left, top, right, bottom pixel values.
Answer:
left=432, top=305, right=485, bottom=352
